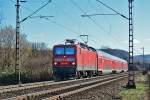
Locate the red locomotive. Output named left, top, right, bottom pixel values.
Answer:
left=52, top=39, right=128, bottom=80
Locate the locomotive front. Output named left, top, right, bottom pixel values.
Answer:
left=52, top=45, right=77, bottom=80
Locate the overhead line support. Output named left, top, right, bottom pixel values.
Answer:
left=15, top=0, right=52, bottom=86
left=126, top=0, right=136, bottom=89
left=15, top=0, right=21, bottom=85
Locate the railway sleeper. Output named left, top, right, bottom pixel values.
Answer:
left=2, top=73, right=128, bottom=100
left=44, top=76, right=128, bottom=100
left=15, top=77, right=125, bottom=100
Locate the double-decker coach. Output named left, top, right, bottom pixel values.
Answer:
left=97, top=50, right=128, bottom=74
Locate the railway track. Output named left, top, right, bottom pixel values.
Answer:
left=0, top=73, right=119, bottom=96
left=44, top=75, right=128, bottom=100
left=0, top=72, right=128, bottom=100
left=0, top=81, right=54, bottom=93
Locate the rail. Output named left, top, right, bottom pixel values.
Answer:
left=1, top=73, right=128, bottom=100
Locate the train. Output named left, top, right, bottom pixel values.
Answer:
left=52, top=39, right=128, bottom=80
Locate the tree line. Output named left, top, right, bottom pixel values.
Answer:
left=0, top=26, right=53, bottom=85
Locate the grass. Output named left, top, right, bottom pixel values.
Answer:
left=0, top=69, right=53, bottom=86
left=119, top=75, right=148, bottom=100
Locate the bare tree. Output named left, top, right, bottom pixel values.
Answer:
left=19, top=34, right=32, bottom=72
left=0, top=26, right=15, bottom=72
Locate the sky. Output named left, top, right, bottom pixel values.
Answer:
left=0, top=0, right=150, bottom=54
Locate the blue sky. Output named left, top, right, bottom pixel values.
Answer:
left=0, top=0, right=150, bottom=54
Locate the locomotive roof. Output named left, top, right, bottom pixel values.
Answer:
left=53, top=44, right=127, bottom=63
left=53, top=44, right=76, bottom=46
left=97, top=50, right=127, bottom=63
left=54, top=43, right=96, bottom=51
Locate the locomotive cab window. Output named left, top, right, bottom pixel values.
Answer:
left=54, top=47, right=75, bottom=55
left=65, top=47, right=75, bottom=55
left=54, top=47, right=64, bottom=55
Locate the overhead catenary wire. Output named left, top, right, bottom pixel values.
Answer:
left=74, top=35, right=102, bottom=48
left=82, top=13, right=117, bottom=17
left=9, top=0, right=16, bottom=3
left=85, top=0, right=112, bottom=27
left=85, top=0, right=128, bottom=43
left=70, top=0, right=109, bottom=40
left=87, top=1, right=112, bottom=38
left=96, top=0, right=128, bottom=20
left=70, top=0, right=108, bottom=33
left=52, top=1, right=78, bottom=30
left=23, top=0, right=48, bottom=3
left=20, top=0, right=81, bottom=36
left=10, top=0, right=49, bottom=3
left=29, top=15, right=54, bottom=19
left=82, top=0, right=126, bottom=45
left=70, top=0, right=124, bottom=48
left=9, top=0, right=54, bottom=25
left=9, top=0, right=48, bottom=15
left=20, top=0, right=51, bottom=23
left=44, top=18, right=81, bottom=35
left=69, top=0, right=105, bottom=46
left=15, top=0, right=81, bottom=43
